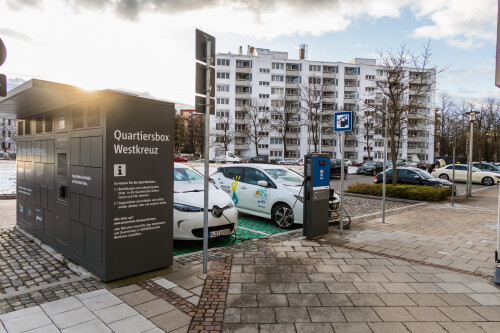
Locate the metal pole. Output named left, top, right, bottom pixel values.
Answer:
left=202, top=39, right=212, bottom=274
left=467, top=120, right=474, bottom=197
left=452, top=138, right=456, bottom=206
left=495, top=184, right=500, bottom=284
left=339, top=131, right=344, bottom=235
left=382, top=99, right=387, bottom=223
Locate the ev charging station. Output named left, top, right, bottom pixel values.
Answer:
left=303, top=153, right=331, bottom=239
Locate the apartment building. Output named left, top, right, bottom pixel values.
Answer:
left=0, top=114, right=16, bottom=157
left=210, top=46, right=436, bottom=163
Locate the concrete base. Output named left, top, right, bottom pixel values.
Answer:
left=495, top=267, right=500, bottom=285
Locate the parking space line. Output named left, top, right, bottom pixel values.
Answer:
left=236, top=226, right=270, bottom=236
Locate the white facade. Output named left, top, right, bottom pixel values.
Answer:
left=210, top=47, right=436, bottom=163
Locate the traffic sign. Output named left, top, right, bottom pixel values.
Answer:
left=195, top=62, right=215, bottom=97
left=334, top=111, right=352, bottom=132
left=195, top=95, right=215, bottom=115
left=195, top=29, right=215, bottom=65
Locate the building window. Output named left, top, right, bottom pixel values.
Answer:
left=258, top=106, right=270, bottom=111
left=309, top=77, right=321, bottom=85
left=259, top=81, right=270, bottom=86
left=259, top=94, right=270, bottom=99
left=217, top=72, right=230, bottom=79
left=270, top=137, right=283, bottom=144
left=216, top=111, right=229, bottom=117
left=271, top=87, right=284, bottom=95
left=272, top=62, right=284, bottom=70
left=235, top=124, right=245, bottom=131
left=217, top=59, right=230, bottom=66
left=217, top=85, right=230, bottom=92
left=258, top=144, right=269, bottom=149
left=260, top=68, right=270, bottom=73
left=309, top=65, right=321, bottom=72
left=258, top=132, right=269, bottom=137
left=365, top=87, right=375, bottom=92
left=365, top=75, right=375, bottom=80
left=271, top=75, right=284, bottom=82
left=216, top=98, right=229, bottom=105
left=376, top=70, right=385, bottom=76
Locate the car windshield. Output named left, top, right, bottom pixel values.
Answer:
left=265, top=168, right=303, bottom=185
left=414, top=170, right=433, bottom=179
left=363, top=161, right=375, bottom=166
left=174, top=168, right=204, bottom=182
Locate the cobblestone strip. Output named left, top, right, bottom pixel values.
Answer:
left=0, top=277, right=104, bottom=314
left=137, top=279, right=198, bottom=317
left=322, top=239, right=494, bottom=280
left=188, top=256, right=232, bottom=333
left=0, top=229, right=79, bottom=294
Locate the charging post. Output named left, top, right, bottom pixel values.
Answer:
left=334, top=111, right=353, bottom=234
left=303, top=153, right=331, bottom=239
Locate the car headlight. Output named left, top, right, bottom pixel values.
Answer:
left=294, top=195, right=304, bottom=203
left=495, top=175, right=500, bottom=179
left=226, top=201, right=234, bottom=208
left=173, top=203, right=204, bottom=212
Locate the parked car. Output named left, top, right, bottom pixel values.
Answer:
left=355, top=161, right=369, bottom=167
left=248, top=156, right=269, bottom=164
left=173, top=163, right=238, bottom=240
left=211, top=164, right=340, bottom=228
left=330, top=159, right=349, bottom=178
left=472, top=162, right=500, bottom=174
left=374, top=167, right=453, bottom=188
left=431, top=164, right=500, bottom=186
left=344, top=159, right=353, bottom=166
left=357, top=161, right=384, bottom=175
left=216, top=151, right=242, bottom=164
left=387, top=160, right=405, bottom=167
left=174, top=155, right=188, bottom=162
left=277, top=158, right=301, bottom=165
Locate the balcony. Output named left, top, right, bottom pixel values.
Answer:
left=234, top=143, right=250, bottom=150
left=235, top=80, right=251, bottom=87
left=235, top=92, right=250, bottom=99
left=344, top=97, right=356, bottom=104
left=323, top=71, right=337, bottom=79
left=344, top=86, right=357, bottom=93
left=324, top=84, right=336, bottom=92
left=285, top=82, right=299, bottom=89
left=286, top=64, right=301, bottom=75
left=236, top=67, right=252, bottom=74
left=323, top=96, right=336, bottom=103
left=344, top=74, right=358, bottom=80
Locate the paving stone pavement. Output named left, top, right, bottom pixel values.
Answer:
left=324, top=186, right=500, bottom=277
left=0, top=229, right=80, bottom=295
left=223, top=239, right=500, bottom=333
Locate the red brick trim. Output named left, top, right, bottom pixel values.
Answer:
left=188, top=256, right=232, bottom=333
left=137, top=280, right=198, bottom=317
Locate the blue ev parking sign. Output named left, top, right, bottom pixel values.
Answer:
left=334, top=111, right=352, bottom=132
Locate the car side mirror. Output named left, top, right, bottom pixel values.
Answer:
left=257, top=180, right=268, bottom=187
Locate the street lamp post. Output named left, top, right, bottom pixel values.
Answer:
left=465, top=111, right=479, bottom=197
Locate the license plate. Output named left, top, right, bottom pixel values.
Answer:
left=210, top=229, right=231, bottom=238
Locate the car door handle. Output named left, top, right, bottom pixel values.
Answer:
left=240, top=186, right=247, bottom=189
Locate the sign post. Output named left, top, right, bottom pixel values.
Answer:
left=195, top=29, right=216, bottom=274
left=334, top=111, right=352, bottom=235
left=382, top=98, right=387, bottom=223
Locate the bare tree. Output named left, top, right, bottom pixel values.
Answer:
left=357, top=107, right=380, bottom=160
left=174, top=117, right=187, bottom=153
left=363, top=41, right=441, bottom=185
left=211, top=114, right=234, bottom=152
left=0, top=115, right=16, bottom=155
left=270, top=94, right=298, bottom=158
left=189, top=115, right=205, bottom=156
left=244, top=99, right=270, bottom=156
left=300, top=75, right=325, bottom=153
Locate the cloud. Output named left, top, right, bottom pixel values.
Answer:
left=6, top=0, right=41, bottom=11
left=6, top=77, right=26, bottom=90
left=411, top=0, right=497, bottom=48
left=0, top=28, right=33, bottom=42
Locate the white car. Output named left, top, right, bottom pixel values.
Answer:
left=277, top=158, right=301, bottom=165
left=344, top=159, right=352, bottom=166
left=211, top=164, right=339, bottom=229
left=173, top=163, right=238, bottom=240
left=431, top=164, right=500, bottom=186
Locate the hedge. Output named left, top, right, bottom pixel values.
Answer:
left=346, top=183, right=452, bottom=202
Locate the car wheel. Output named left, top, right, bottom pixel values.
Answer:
left=272, top=203, right=295, bottom=229
left=294, top=163, right=298, bottom=165
left=439, top=174, right=449, bottom=180
left=482, top=176, right=494, bottom=186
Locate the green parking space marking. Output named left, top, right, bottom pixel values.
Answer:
left=173, top=214, right=303, bottom=257
left=237, top=214, right=302, bottom=235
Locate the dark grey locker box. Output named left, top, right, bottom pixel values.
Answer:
left=10, top=80, right=174, bottom=281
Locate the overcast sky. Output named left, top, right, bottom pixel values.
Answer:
left=0, top=0, right=498, bottom=105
